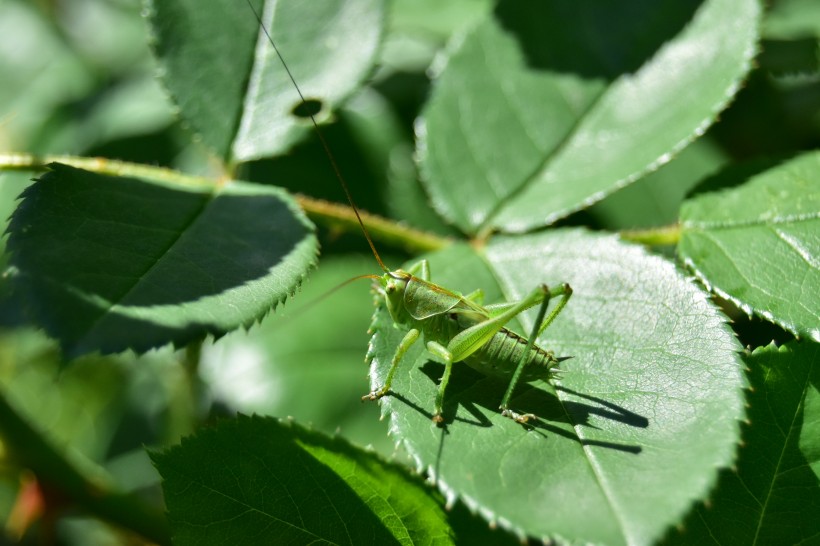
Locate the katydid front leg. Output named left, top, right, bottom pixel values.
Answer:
left=362, top=327, right=419, bottom=401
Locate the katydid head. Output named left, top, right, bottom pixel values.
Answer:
left=375, top=270, right=412, bottom=322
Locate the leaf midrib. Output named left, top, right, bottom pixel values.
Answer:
left=751, top=348, right=817, bottom=545
left=166, top=458, right=341, bottom=544
left=475, top=249, right=631, bottom=545
left=476, top=31, right=610, bottom=234
left=69, top=188, right=218, bottom=352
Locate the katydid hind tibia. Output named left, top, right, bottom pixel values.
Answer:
left=246, top=0, right=573, bottom=425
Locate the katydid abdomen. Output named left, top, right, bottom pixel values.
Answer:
left=395, top=308, right=559, bottom=382
left=463, top=327, right=559, bottom=382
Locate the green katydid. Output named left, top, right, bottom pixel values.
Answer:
left=247, top=1, right=573, bottom=425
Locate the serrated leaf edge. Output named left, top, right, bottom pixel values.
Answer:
left=5, top=165, right=320, bottom=359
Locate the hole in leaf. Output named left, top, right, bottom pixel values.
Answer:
left=291, top=99, right=323, bottom=119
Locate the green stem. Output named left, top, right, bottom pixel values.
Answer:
left=0, top=389, right=171, bottom=545
left=0, top=152, right=452, bottom=254
left=300, top=195, right=450, bottom=253
left=169, top=340, right=205, bottom=440
left=0, top=152, right=213, bottom=188
left=619, top=224, right=681, bottom=246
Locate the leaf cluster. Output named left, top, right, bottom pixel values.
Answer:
left=0, top=0, right=817, bottom=544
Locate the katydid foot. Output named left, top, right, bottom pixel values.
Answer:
left=361, top=388, right=388, bottom=402
left=364, top=389, right=447, bottom=426
left=501, top=408, right=537, bottom=424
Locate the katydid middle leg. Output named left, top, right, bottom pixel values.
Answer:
left=426, top=341, right=454, bottom=423
left=362, top=327, right=419, bottom=401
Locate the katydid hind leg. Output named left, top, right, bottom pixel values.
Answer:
left=537, top=283, right=573, bottom=337
left=363, top=328, right=419, bottom=401
left=406, top=259, right=430, bottom=281
left=500, top=283, right=573, bottom=423
left=463, top=288, right=484, bottom=304
left=447, top=284, right=552, bottom=363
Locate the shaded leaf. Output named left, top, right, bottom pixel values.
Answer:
left=152, top=414, right=454, bottom=545
left=446, top=501, right=524, bottom=546
left=679, top=151, right=820, bottom=341
left=146, top=0, right=385, bottom=162
left=418, top=0, right=760, bottom=234
left=6, top=163, right=317, bottom=357
left=343, top=89, right=456, bottom=236
left=367, top=230, right=745, bottom=544
left=664, top=341, right=820, bottom=545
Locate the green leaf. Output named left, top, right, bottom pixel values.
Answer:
left=152, top=414, right=454, bottom=545
left=367, top=230, right=746, bottom=544
left=6, top=163, right=317, bottom=357
left=763, top=0, right=820, bottom=39
left=146, top=0, right=385, bottom=162
left=418, top=0, right=761, bottom=234
left=664, top=341, right=820, bottom=545
left=679, top=151, right=820, bottom=342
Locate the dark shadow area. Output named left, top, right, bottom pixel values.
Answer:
left=0, top=285, right=27, bottom=327
left=243, top=111, right=388, bottom=217
left=556, top=386, right=650, bottom=429
left=370, top=71, right=431, bottom=135
left=87, top=131, right=180, bottom=169
left=711, top=45, right=820, bottom=160
left=416, top=361, right=644, bottom=454
left=715, top=296, right=795, bottom=349
left=495, top=0, right=703, bottom=79
left=153, top=415, right=404, bottom=545
left=662, top=343, right=820, bottom=544
left=685, top=155, right=790, bottom=198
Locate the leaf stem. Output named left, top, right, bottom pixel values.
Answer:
left=619, top=224, right=681, bottom=246
left=0, top=388, right=171, bottom=545
left=0, top=152, right=215, bottom=188
left=297, top=195, right=450, bottom=253
left=0, top=152, right=452, bottom=255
